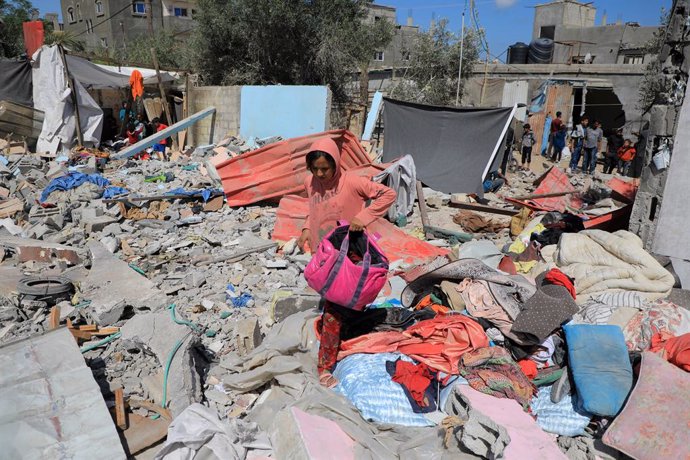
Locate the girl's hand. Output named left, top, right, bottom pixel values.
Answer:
left=297, top=229, right=311, bottom=252
left=350, top=218, right=365, bottom=232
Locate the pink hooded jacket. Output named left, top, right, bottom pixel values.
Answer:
left=303, top=138, right=396, bottom=252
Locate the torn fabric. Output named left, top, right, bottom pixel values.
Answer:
left=373, top=154, right=417, bottom=223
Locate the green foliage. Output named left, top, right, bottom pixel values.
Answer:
left=0, top=0, right=34, bottom=58
left=191, top=0, right=393, bottom=101
left=638, top=8, right=671, bottom=112
left=389, top=19, right=480, bottom=106
left=44, top=30, right=85, bottom=52
left=115, top=30, right=192, bottom=70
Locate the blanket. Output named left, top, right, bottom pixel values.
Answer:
left=552, top=230, right=674, bottom=302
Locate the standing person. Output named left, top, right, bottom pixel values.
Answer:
left=604, top=128, right=624, bottom=174
left=552, top=124, right=567, bottom=163
left=569, top=116, right=587, bottom=173
left=617, top=139, right=637, bottom=176
left=118, top=101, right=134, bottom=126
left=298, top=138, right=396, bottom=388
left=500, top=125, right=515, bottom=175
left=521, top=124, right=536, bottom=171
left=151, top=118, right=169, bottom=160
left=548, top=111, right=563, bottom=158
left=582, top=119, right=603, bottom=175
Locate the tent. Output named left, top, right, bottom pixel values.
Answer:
left=382, top=98, right=516, bottom=196
left=65, top=55, right=178, bottom=89
left=0, top=60, right=32, bottom=106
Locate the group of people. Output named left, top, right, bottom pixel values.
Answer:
left=118, top=101, right=170, bottom=160
left=517, top=111, right=637, bottom=176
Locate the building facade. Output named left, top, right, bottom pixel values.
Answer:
left=365, top=3, right=419, bottom=70
left=60, top=0, right=196, bottom=53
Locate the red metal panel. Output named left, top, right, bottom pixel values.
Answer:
left=272, top=195, right=449, bottom=265
left=218, top=130, right=373, bottom=207
left=22, top=21, right=44, bottom=58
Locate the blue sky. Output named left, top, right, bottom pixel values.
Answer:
left=33, top=0, right=670, bottom=61
left=384, top=0, right=671, bottom=60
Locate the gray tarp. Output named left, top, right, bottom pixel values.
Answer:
left=0, top=328, right=126, bottom=459
left=0, top=60, right=32, bottom=106
left=382, top=98, right=516, bottom=196
left=65, top=54, right=177, bottom=89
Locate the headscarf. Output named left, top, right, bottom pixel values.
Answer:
left=307, top=137, right=342, bottom=194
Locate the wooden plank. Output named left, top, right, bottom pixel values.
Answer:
left=150, top=48, right=179, bottom=151
left=415, top=181, right=433, bottom=239
left=93, top=326, right=120, bottom=336
left=102, top=191, right=224, bottom=204
left=78, top=324, right=98, bottom=331
left=0, top=100, right=44, bottom=120
left=511, top=191, right=576, bottom=201
left=119, top=413, right=169, bottom=456
left=113, top=107, right=216, bottom=160
left=114, top=388, right=127, bottom=430
left=448, top=200, right=519, bottom=216
left=69, top=328, right=94, bottom=341
left=128, top=399, right=173, bottom=421
left=48, top=306, right=60, bottom=330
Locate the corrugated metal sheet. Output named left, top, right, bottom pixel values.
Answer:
left=502, top=81, right=529, bottom=122
left=218, top=130, right=374, bottom=207
left=528, top=83, right=573, bottom=156
left=0, top=328, right=126, bottom=459
left=272, top=194, right=449, bottom=266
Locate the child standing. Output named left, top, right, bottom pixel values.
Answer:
left=521, top=124, right=536, bottom=170
left=617, top=139, right=636, bottom=176
left=151, top=117, right=169, bottom=161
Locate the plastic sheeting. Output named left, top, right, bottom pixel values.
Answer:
left=373, top=155, right=417, bottom=223
left=32, top=46, right=103, bottom=154
left=0, top=328, right=126, bottom=459
left=65, top=55, right=177, bottom=89
left=0, top=60, right=32, bottom=106
left=382, top=98, right=515, bottom=196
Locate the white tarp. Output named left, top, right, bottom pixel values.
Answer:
left=0, top=328, right=126, bottom=459
left=32, top=46, right=103, bottom=154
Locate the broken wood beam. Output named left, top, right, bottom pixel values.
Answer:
left=48, top=306, right=60, bottom=330
left=112, top=107, right=216, bottom=160
left=115, top=387, right=128, bottom=430
left=510, top=191, right=577, bottom=201
left=102, top=191, right=224, bottom=204
left=128, top=399, right=173, bottom=421
left=415, top=181, right=433, bottom=239
left=448, top=200, right=518, bottom=216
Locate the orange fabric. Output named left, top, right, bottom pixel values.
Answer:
left=617, top=146, right=636, bottom=162
left=129, top=70, right=144, bottom=99
left=518, top=359, right=538, bottom=379
left=338, top=315, right=489, bottom=374
left=414, top=294, right=449, bottom=315
left=303, top=137, right=396, bottom=251
left=156, top=123, right=169, bottom=145
left=651, top=332, right=690, bottom=372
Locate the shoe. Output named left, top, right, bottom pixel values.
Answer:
left=551, top=366, right=572, bottom=403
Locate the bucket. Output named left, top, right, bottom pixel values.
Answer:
left=652, top=150, right=669, bottom=170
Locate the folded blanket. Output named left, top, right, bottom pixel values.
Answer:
left=553, top=230, right=674, bottom=302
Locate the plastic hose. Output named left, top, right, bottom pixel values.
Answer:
left=161, top=336, right=185, bottom=409
left=168, top=303, right=202, bottom=333
left=80, top=332, right=122, bottom=353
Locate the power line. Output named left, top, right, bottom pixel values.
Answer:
left=72, top=2, right=133, bottom=38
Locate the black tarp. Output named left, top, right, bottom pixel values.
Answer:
left=0, top=60, right=33, bottom=106
left=382, top=98, right=515, bottom=195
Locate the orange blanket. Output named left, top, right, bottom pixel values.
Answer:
left=337, top=315, right=489, bottom=375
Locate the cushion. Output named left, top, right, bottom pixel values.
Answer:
left=603, top=352, right=690, bottom=460
left=530, top=385, right=591, bottom=437
left=334, top=352, right=434, bottom=427
left=563, top=324, right=632, bottom=416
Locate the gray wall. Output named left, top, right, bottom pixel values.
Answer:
left=532, top=1, right=596, bottom=41
left=552, top=24, right=658, bottom=65
left=189, top=86, right=241, bottom=145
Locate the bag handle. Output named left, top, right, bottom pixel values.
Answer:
left=318, top=232, right=350, bottom=297
left=345, top=250, right=372, bottom=310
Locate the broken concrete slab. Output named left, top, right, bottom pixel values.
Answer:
left=83, top=215, right=117, bottom=234
left=272, top=294, right=320, bottom=323
left=81, top=241, right=166, bottom=326
left=0, top=236, right=81, bottom=265
left=119, top=308, right=203, bottom=418
left=236, top=317, right=262, bottom=356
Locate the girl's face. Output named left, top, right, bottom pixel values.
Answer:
left=310, top=156, right=335, bottom=181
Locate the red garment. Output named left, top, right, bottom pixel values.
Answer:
left=550, top=118, right=562, bottom=134
left=650, top=332, right=690, bottom=372
left=303, top=138, right=396, bottom=251
left=392, top=360, right=435, bottom=408
left=543, top=268, right=576, bottom=299
left=338, top=315, right=489, bottom=374
left=414, top=294, right=449, bottom=315
left=317, top=302, right=343, bottom=374
left=157, top=123, right=169, bottom=145
left=518, top=359, right=538, bottom=380
left=129, top=70, right=144, bottom=99
left=617, top=146, right=636, bottom=162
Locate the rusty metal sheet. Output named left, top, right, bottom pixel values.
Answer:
left=218, top=130, right=373, bottom=207
left=528, top=83, right=573, bottom=156
left=272, top=195, right=448, bottom=266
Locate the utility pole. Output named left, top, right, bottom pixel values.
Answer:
left=145, top=0, right=153, bottom=35
left=455, top=1, right=467, bottom=106
left=150, top=48, right=179, bottom=151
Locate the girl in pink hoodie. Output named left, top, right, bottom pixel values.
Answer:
left=298, top=137, right=396, bottom=387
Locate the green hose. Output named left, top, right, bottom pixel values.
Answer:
left=80, top=332, right=122, bottom=353
left=168, top=303, right=202, bottom=333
